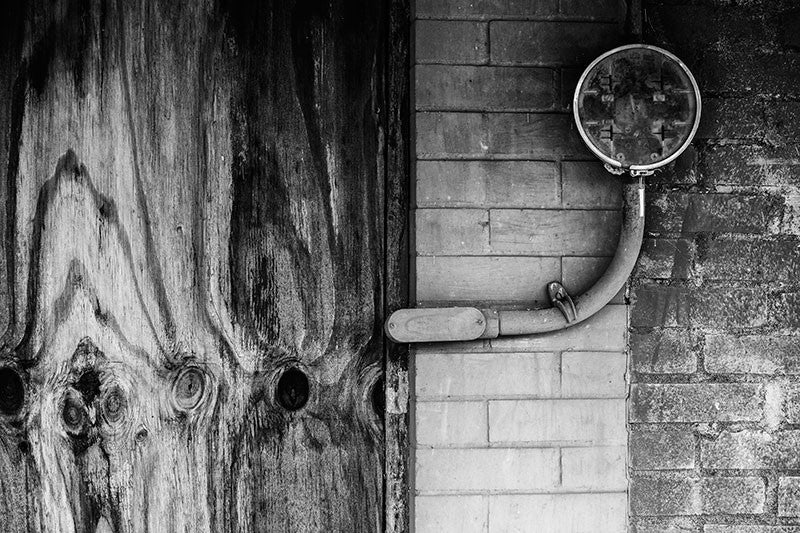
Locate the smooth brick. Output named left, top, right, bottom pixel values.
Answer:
left=562, top=446, right=626, bottom=491
left=705, top=334, right=800, bottom=374
left=630, top=328, right=697, bottom=374
left=416, top=256, right=559, bottom=305
left=416, top=160, right=559, bottom=208
left=630, top=426, right=696, bottom=470
left=415, top=402, right=487, bottom=446
left=561, top=352, right=626, bottom=398
left=415, top=496, right=488, bottom=533
left=491, top=209, right=620, bottom=255
left=779, top=477, right=800, bottom=517
left=491, top=21, right=623, bottom=66
left=562, top=161, right=622, bottom=209
left=489, top=304, right=626, bottom=352
left=416, top=352, right=559, bottom=399
left=631, top=476, right=766, bottom=516
left=416, top=66, right=556, bottom=111
left=630, top=384, right=764, bottom=423
left=415, top=448, right=559, bottom=492
left=415, top=209, right=489, bottom=255
left=702, top=430, right=800, bottom=470
left=415, top=112, right=590, bottom=159
left=416, top=21, right=488, bottom=64
left=416, top=0, right=559, bottom=19
left=489, top=399, right=626, bottom=444
left=489, top=494, right=627, bottom=533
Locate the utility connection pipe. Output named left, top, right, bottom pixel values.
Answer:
left=385, top=182, right=644, bottom=343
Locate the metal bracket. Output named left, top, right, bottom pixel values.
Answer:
left=603, top=163, right=657, bottom=178
left=547, top=282, right=577, bottom=323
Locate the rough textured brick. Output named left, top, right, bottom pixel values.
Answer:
left=634, top=238, right=694, bottom=280
left=696, top=238, right=800, bottom=282
left=416, top=256, right=559, bottom=305
left=633, top=518, right=699, bottom=533
left=630, top=426, right=696, bottom=470
left=689, top=287, right=770, bottom=329
left=415, top=21, right=488, bottom=64
left=561, top=352, right=626, bottom=398
left=416, top=160, right=559, bottom=208
left=489, top=494, right=627, bottom=533
left=416, top=66, right=556, bottom=111
left=704, top=334, right=800, bottom=374
left=644, top=193, right=784, bottom=235
left=630, top=384, right=764, bottom=423
left=702, top=430, right=800, bottom=470
left=561, top=161, right=622, bottom=209
left=630, top=285, right=690, bottom=328
left=489, top=304, right=626, bottom=352
left=630, top=328, right=697, bottom=374
left=697, top=143, right=800, bottom=187
left=415, top=112, right=590, bottom=159
left=491, top=209, right=620, bottom=255
left=415, top=496, right=488, bottom=533
left=415, top=208, right=489, bottom=255
left=631, top=285, right=771, bottom=329
left=490, top=21, right=623, bottom=66
left=698, top=50, right=800, bottom=98
left=416, top=352, right=559, bottom=399
left=562, top=446, right=626, bottom=491
left=415, top=402, right=488, bottom=446
left=779, top=477, right=800, bottom=517
left=630, top=476, right=766, bottom=516
left=416, top=0, right=558, bottom=19
left=489, top=399, right=626, bottom=444
left=415, top=448, right=559, bottom=492
left=782, top=384, right=800, bottom=423
left=703, top=524, right=800, bottom=533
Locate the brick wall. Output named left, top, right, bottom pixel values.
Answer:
left=412, top=1, right=632, bottom=531
left=629, top=1, right=800, bottom=531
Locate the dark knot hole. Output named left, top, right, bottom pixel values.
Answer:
left=276, top=368, right=309, bottom=411
left=0, top=367, right=24, bottom=415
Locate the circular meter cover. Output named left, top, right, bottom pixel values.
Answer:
left=573, top=44, right=701, bottom=172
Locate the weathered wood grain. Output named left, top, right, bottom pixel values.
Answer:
left=0, top=1, right=408, bottom=532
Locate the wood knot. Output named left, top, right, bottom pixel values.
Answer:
left=0, top=367, right=25, bottom=415
left=275, top=367, right=309, bottom=412
left=100, top=385, right=127, bottom=426
left=61, top=391, right=88, bottom=436
left=171, top=367, right=207, bottom=412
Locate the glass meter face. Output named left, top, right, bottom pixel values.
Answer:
left=574, top=44, right=701, bottom=172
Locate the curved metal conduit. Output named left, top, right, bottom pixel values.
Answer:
left=385, top=182, right=644, bottom=343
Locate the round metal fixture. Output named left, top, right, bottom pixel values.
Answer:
left=573, top=44, right=701, bottom=174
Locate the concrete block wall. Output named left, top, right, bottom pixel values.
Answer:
left=629, top=1, right=800, bottom=531
left=412, top=1, right=632, bottom=531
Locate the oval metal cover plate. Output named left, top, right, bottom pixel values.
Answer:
left=573, top=44, right=701, bottom=172
left=385, top=308, right=486, bottom=343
